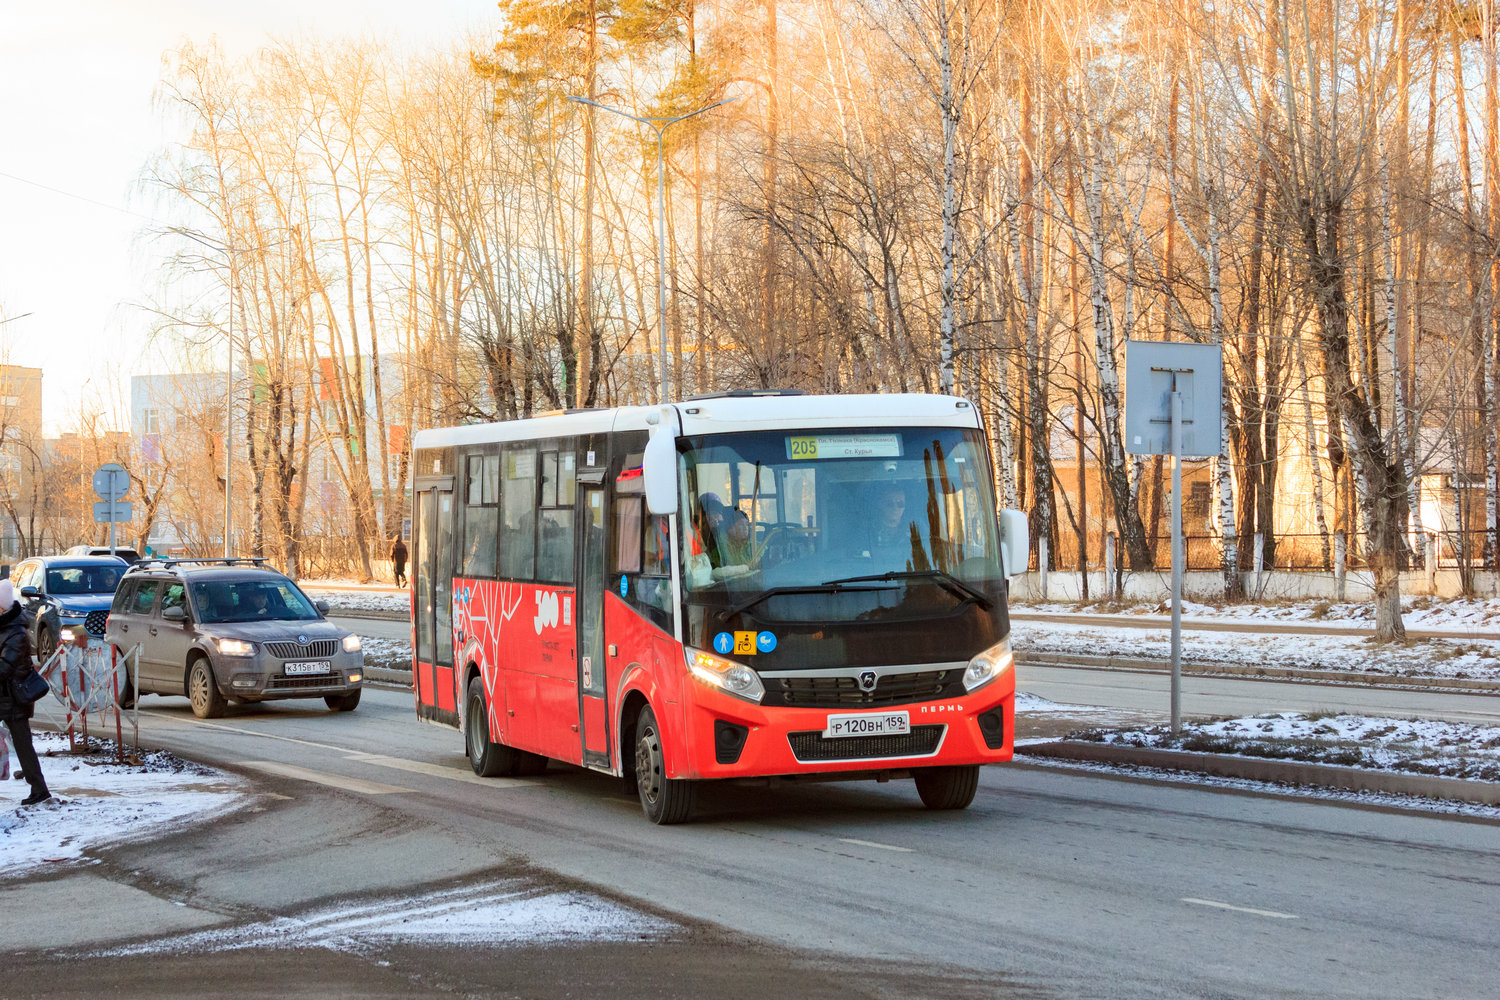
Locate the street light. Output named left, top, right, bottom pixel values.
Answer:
left=169, top=228, right=282, bottom=557
left=565, top=94, right=737, bottom=404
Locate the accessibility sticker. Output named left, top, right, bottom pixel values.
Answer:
left=712, top=632, right=734, bottom=655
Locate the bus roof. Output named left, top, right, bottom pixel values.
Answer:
left=412, top=393, right=983, bottom=451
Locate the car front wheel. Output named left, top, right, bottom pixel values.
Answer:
left=324, top=690, right=360, bottom=712
left=188, top=658, right=227, bottom=719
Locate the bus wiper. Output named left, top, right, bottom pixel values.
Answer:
left=724, top=582, right=899, bottom=618
left=820, top=570, right=994, bottom=610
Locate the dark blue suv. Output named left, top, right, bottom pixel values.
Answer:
left=9, top=555, right=128, bottom=663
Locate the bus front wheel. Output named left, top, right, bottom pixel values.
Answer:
left=466, top=677, right=517, bottom=777
left=913, top=764, right=980, bottom=810
left=634, top=704, right=695, bottom=825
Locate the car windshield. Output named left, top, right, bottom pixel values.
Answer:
left=677, top=426, right=1004, bottom=622
left=46, top=565, right=122, bottom=595
left=190, top=579, right=320, bottom=623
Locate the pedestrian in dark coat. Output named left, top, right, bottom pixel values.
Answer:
left=390, top=537, right=408, bottom=588
left=0, top=579, right=50, bottom=806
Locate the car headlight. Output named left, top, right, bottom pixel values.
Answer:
left=963, top=636, right=1014, bottom=693
left=59, top=610, right=87, bottom=619
left=217, top=638, right=256, bottom=657
left=684, top=647, right=765, bottom=704
left=342, top=634, right=362, bottom=652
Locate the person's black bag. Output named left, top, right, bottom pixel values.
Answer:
left=12, top=669, right=49, bottom=705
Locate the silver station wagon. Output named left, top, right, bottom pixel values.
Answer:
left=105, top=558, right=363, bottom=718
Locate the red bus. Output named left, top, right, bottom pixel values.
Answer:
left=410, top=391, right=1028, bottom=823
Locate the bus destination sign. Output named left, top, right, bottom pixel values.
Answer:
left=786, top=433, right=902, bottom=460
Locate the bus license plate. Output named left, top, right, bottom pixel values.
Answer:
left=823, top=711, right=910, bottom=739
left=284, top=661, right=331, bottom=675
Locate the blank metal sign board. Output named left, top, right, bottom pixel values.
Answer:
left=1124, top=340, right=1223, bottom=458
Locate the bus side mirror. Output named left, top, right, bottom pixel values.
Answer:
left=643, top=431, right=679, bottom=516
left=998, top=509, right=1029, bottom=577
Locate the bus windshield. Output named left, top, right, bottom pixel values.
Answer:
left=678, top=426, right=1004, bottom=624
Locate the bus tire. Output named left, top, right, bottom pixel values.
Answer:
left=913, top=764, right=980, bottom=810
left=466, top=676, right=517, bottom=777
left=634, top=704, right=694, bottom=825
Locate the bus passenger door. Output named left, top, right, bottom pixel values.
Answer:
left=414, top=481, right=457, bottom=725
left=577, top=480, right=610, bottom=768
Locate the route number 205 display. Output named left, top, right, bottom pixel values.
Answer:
left=822, top=711, right=911, bottom=739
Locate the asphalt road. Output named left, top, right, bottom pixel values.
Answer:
left=6, top=685, right=1496, bottom=999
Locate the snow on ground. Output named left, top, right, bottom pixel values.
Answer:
left=1070, top=711, right=1500, bottom=782
left=1016, top=595, right=1500, bottom=633
left=318, top=590, right=410, bottom=615
left=1014, top=619, right=1500, bottom=681
left=94, top=878, right=673, bottom=956
left=0, top=732, right=247, bottom=873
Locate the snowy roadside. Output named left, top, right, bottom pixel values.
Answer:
left=1, top=732, right=248, bottom=873
left=1015, top=595, right=1500, bottom=633
left=1013, top=619, right=1500, bottom=682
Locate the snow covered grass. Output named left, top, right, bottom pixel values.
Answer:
left=314, top=590, right=410, bottom=615
left=1015, top=595, right=1500, bottom=632
left=1069, top=712, right=1500, bottom=782
left=1014, top=619, right=1500, bottom=681
left=359, top=635, right=413, bottom=673
left=0, top=732, right=247, bottom=874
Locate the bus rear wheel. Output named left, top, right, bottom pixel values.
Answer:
left=634, top=705, right=694, bottom=825
left=466, top=677, right=517, bottom=777
left=913, top=764, right=980, bottom=810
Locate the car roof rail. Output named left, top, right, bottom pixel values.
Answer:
left=130, top=557, right=271, bottom=572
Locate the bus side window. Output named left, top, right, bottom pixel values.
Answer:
left=613, top=496, right=643, bottom=574
left=501, top=444, right=538, bottom=579
left=462, top=452, right=499, bottom=577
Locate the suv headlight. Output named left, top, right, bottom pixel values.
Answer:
left=217, top=638, right=256, bottom=657
left=963, top=637, right=1014, bottom=693
left=684, top=647, right=765, bottom=704
left=342, top=634, right=362, bottom=652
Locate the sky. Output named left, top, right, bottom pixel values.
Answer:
left=0, top=0, right=499, bottom=434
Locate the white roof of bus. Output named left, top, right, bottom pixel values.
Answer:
left=412, top=393, right=982, bottom=451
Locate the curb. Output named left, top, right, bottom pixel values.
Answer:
left=1015, top=650, right=1500, bottom=694
left=363, top=665, right=413, bottom=685
left=1016, top=740, right=1500, bottom=806
left=330, top=608, right=409, bottom=622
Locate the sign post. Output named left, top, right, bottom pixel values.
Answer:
left=92, top=462, right=131, bottom=555
left=1124, top=341, right=1223, bottom=734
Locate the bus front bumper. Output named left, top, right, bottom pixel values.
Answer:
left=677, top=671, right=1015, bottom=780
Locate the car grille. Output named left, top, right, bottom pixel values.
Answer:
left=787, top=724, right=945, bottom=762
left=267, top=674, right=340, bottom=690
left=85, top=610, right=109, bottom=637
left=766, top=670, right=959, bottom=708
left=266, top=640, right=339, bottom=659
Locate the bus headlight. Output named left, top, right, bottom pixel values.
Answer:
left=684, top=647, right=766, bottom=704
left=963, top=637, right=1014, bottom=693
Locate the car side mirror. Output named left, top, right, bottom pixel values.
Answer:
left=316, top=601, right=331, bottom=615
left=162, top=606, right=188, bottom=623
left=19, top=586, right=38, bottom=599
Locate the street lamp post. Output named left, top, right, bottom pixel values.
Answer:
left=565, top=94, right=737, bottom=405
left=170, top=228, right=282, bottom=557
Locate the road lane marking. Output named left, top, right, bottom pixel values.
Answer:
left=342, top=753, right=540, bottom=789
left=238, top=761, right=412, bottom=795
left=838, top=837, right=914, bottom=853
left=1182, top=898, right=1299, bottom=919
